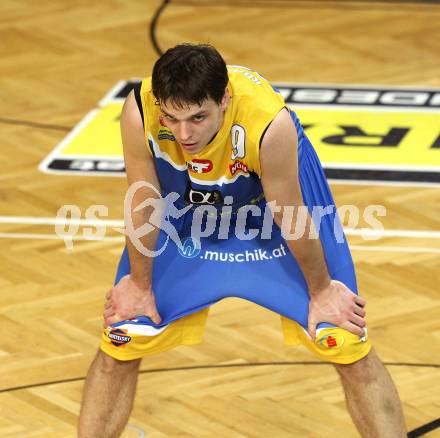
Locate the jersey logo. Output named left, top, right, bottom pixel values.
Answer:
left=229, top=160, right=249, bottom=176
left=186, top=159, right=213, bottom=174
left=185, top=184, right=224, bottom=205
left=158, top=128, right=175, bottom=141
left=178, top=237, right=202, bottom=258
left=108, top=328, right=131, bottom=347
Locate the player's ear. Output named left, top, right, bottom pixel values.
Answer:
left=220, top=87, right=230, bottom=111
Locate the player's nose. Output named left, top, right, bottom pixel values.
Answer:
left=178, top=122, right=192, bottom=141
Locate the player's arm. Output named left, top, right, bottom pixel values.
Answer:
left=103, top=90, right=162, bottom=326
left=121, top=90, right=161, bottom=286
left=260, top=108, right=330, bottom=292
left=260, top=108, right=366, bottom=337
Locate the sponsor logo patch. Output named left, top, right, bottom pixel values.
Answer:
left=186, top=159, right=213, bottom=174
left=158, top=128, right=176, bottom=141
left=185, top=184, right=224, bottom=205
left=108, top=328, right=131, bottom=347
left=229, top=159, right=249, bottom=176
left=318, top=332, right=345, bottom=349
left=178, top=237, right=201, bottom=258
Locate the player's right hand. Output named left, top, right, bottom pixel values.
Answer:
left=103, top=274, right=162, bottom=326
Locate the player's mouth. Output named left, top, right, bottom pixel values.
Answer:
left=181, top=142, right=198, bottom=151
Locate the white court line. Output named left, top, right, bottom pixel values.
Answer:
left=1, top=216, right=440, bottom=239
left=0, top=232, right=439, bottom=253
left=344, top=227, right=440, bottom=239
left=0, top=233, right=125, bottom=241
left=0, top=216, right=124, bottom=227
left=350, top=245, right=440, bottom=254
left=328, top=179, right=440, bottom=188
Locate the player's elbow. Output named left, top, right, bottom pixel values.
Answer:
left=268, top=198, right=306, bottom=229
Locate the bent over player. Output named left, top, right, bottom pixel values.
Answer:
left=78, top=44, right=406, bottom=437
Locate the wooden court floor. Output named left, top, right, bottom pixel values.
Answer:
left=0, top=1, right=439, bottom=436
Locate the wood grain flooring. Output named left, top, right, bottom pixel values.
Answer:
left=0, top=1, right=439, bottom=436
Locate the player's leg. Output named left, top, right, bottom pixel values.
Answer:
left=78, top=307, right=209, bottom=437
left=78, top=350, right=141, bottom=438
left=282, top=319, right=405, bottom=436
left=334, top=348, right=406, bottom=437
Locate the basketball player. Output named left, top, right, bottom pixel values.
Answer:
left=78, top=44, right=406, bottom=437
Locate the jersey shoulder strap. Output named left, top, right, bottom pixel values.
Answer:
left=132, top=82, right=144, bottom=127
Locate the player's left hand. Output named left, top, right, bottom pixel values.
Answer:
left=307, top=279, right=366, bottom=340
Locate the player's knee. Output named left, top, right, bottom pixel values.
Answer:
left=333, top=348, right=379, bottom=382
left=96, top=349, right=141, bottom=374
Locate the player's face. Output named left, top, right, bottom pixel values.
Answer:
left=160, top=89, right=230, bottom=154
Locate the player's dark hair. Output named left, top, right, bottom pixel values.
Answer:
left=152, top=43, right=228, bottom=108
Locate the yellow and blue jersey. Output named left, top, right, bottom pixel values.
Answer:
left=115, top=66, right=358, bottom=335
